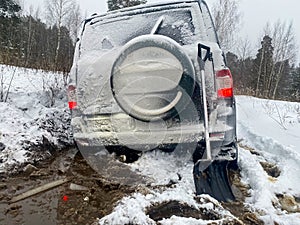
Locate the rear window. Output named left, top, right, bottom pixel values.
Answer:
left=81, top=2, right=215, bottom=52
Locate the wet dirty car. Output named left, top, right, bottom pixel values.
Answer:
left=68, top=0, right=238, bottom=203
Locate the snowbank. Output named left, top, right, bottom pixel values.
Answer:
left=0, top=65, right=73, bottom=174
left=98, top=95, right=300, bottom=224
left=236, top=95, right=300, bottom=224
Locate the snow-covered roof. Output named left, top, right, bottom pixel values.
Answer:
left=86, top=0, right=205, bottom=21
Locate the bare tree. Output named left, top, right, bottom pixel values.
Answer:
left=212, top=0, right=242, bottom=53
left=44, top=0, right=76, bottom=69
left=236, top=37, right=253, bottom=61
left=255, top=21, right=297, bottom=99
left=270, top=21, right=296, bottom=63
left=263, top=21, right=297, bottom=98
left=271, top=21, right=297, bottom=99
left=66, top=4, right=82, bottom=43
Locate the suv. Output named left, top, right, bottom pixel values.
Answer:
left=68, top=0, right=238, bottom=201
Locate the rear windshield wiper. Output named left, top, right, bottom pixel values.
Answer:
left=151, top=16, right=165, bottom=34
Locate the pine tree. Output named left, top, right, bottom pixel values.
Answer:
left=290, top=66, right=300, bottom=101
left=253, top=35, right=274, bottom=97
left=0, top=0, right=20, bottom=17
left=225, top=52, right=240, bottom=87
left=225, top=52, right=256, bottom=95
left=0, top=0, right=21, bottom=64
left=275, top=60, right=291, bottom=99
left=107, top=0, right=147, bottom=11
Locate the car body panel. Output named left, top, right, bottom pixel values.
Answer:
left=69, top=0, right=236, bottom=154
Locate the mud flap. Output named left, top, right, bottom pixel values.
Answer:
left=193, top=160, right=235, bottom=202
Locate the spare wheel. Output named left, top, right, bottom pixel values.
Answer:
left=111, top=34, right=195, bottom=121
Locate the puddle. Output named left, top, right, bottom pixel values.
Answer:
left=0, top=148, right=134, bottom=225
left=147, top=200, right=215, bottom=221
left=1, top=188, right=59, bottom=225
left=0, top=148, right=72, bottom=225
left=0, top=167, right=64, bottom=225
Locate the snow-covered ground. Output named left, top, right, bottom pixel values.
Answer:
left=237, top=96, right=300, bottom=224
left=98, top=96, right=300, bottom=224
left=0, top=65, right=299, bottom=224
left=0, top=65, right=73, bottom=174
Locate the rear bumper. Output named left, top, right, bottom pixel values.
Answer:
left=74, top=128, right=205, bottom=151
left=71, top=113, right=232, bottom=151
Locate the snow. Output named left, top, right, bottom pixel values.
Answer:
left=237, top=96, right=300, bottom=224
left=98, top=95, right=300, bottom=224
left=1, top=64, right=300, bottom=224
left=99, top=187, right=240, bottom=224
left=0, top=64, right=73, bottom=174
left=237, top=96, right=300, bottom=196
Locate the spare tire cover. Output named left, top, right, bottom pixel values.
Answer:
left=111, top=34, right=195, bottom=121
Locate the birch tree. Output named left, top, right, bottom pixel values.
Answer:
left=253, top=21, right=297, bottom=99
left=44, top=0, right=75, bottom=69
left=66, top=4, right=82, bottom=43
left=212, top=0, right=242, bottom=53
left=270, top=21, right=297, bottom=99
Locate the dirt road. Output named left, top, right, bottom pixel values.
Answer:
left=0, top=148, right=264, bottom=225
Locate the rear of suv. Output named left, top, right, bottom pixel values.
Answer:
left=68, top=0, right=238, bottom=201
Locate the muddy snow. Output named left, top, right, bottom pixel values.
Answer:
left=0, top=65, right=300, bottom=225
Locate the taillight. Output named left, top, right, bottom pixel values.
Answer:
left=216, top=69, right=233, bottom=98
left=68, top=85, right=77, bottom=110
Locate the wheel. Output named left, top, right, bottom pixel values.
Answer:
left=110, top=34, right=196, bottom=121
left=105, top=146, right=142, bottom=163
left=228, top=141, right=239, bottom=171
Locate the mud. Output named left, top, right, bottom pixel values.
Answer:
left=57, top=152, right=134, bottom=225
left=0, top=149, right=134, bottom=225
left=147, top=199, right=244, bottom=224
left=0, top=147, right=271, bottom=225
left=260, top=161, right=281, bottom=178
left=276, top=194, right=300, bottom=213
left=222, top=169, right=264, bottom=225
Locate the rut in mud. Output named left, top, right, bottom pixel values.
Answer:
left=0, top=149, right=134, bottom=225
left=0, top=147, right=276, bottom=225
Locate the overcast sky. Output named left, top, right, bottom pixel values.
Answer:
left=23, top=0, right=299, bottom=61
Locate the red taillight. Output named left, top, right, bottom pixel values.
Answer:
left=216, top=69, right=233, bottom=98
left=68, top=85, right=77, bottom=110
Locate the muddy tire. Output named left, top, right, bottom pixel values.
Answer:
left=105, top=146, right=142, bottom=163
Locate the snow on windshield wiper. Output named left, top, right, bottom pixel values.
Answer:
left=151, top=16, right=165, bottom=35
